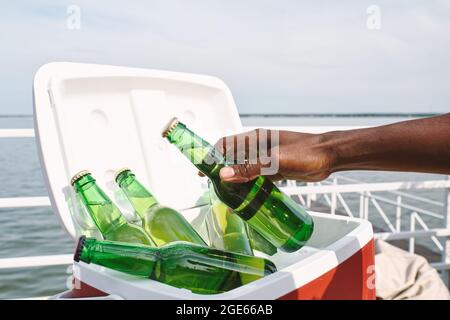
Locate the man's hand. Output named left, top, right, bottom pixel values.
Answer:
left=211, top=129, right=338, bottom=183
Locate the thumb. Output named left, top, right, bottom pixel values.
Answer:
left=219, top=164, right=261, bottom=183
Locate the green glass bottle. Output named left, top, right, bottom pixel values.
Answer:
left=162, top=118, right=314, bottom=253
left=247, top=226, right=278, bottom=256
left=74, top=236, right=277, bottom=295
left=208, top=180, right=277, bottom=256
left=206, top=180, right=253, bottom=255
left=115, top=168, right=206, bottom=247
left=71, top=171, right=154, bottom=246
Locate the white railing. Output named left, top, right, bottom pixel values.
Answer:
left=0, top=128, right=34, bottom=138
left=0, top=196, right=51, bottom=208
left=283, top=175, right=450, bottom=279
left=1, top=126, right=449, bottom=297
left=0, top=254, right=72, bottom=270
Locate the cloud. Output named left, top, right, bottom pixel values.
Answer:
left=0, top=1, right=449, bottom=114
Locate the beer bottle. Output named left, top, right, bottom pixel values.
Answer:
left=71, top=171, right=154, bottom=246
left=162, top=118, right=314, bottom=252
left=208, top=180, right=277, bottom=256
left=206, top=180, right=253, bottom=255
left=115, top=168, right=206, bottom=246
left=247, top=226, right=278, bottom=256
left=74, top=236, right=277, bottom=295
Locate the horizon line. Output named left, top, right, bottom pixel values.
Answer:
left=0, top=112, right=441, bottom=118
left=239, top=112, right=440, bottom=118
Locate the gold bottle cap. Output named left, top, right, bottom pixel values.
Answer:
left=114, top=167, right=131, bottom=182
left=73, top=235, right=86, bottom=262
left=162, top=117, right=180, bottom=138
left=70, top=170, right=91, bottom=186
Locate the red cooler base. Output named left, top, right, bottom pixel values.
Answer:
left=61, top=280, right=108, bottom=299
left=279, top=239, right=376, bottom=300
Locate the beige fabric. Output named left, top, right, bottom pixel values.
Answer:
left=375, top=239, right=450, bottom=300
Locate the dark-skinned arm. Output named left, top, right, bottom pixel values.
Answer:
left=212, top=113, right=450, bottom=183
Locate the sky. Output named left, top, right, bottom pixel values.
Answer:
left=1, top=1, right=449, bottom=115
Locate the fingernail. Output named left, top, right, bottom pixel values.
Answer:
left=220, top=167, right=235, bottom=179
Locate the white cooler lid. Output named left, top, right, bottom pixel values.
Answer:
left=33, top=62, right=242, bottom=237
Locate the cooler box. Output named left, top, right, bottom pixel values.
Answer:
left=33, top=62, right=375, bottom=300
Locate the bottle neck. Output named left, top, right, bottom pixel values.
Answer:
left=116, top=170, right=158, bottom=219
left=166, top=123, right=225, bottom=180
left=73, top=175, right=127, bottom=234
left=78, top=237, right=97, bottom=263
left=208, top=179, right=220, bottom=205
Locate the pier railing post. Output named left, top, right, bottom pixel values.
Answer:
left=331, top=177, right=337, bottom=215
left=443, top=177, right=450, bottom=286
left=395, top=196, right=402, bottom=232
